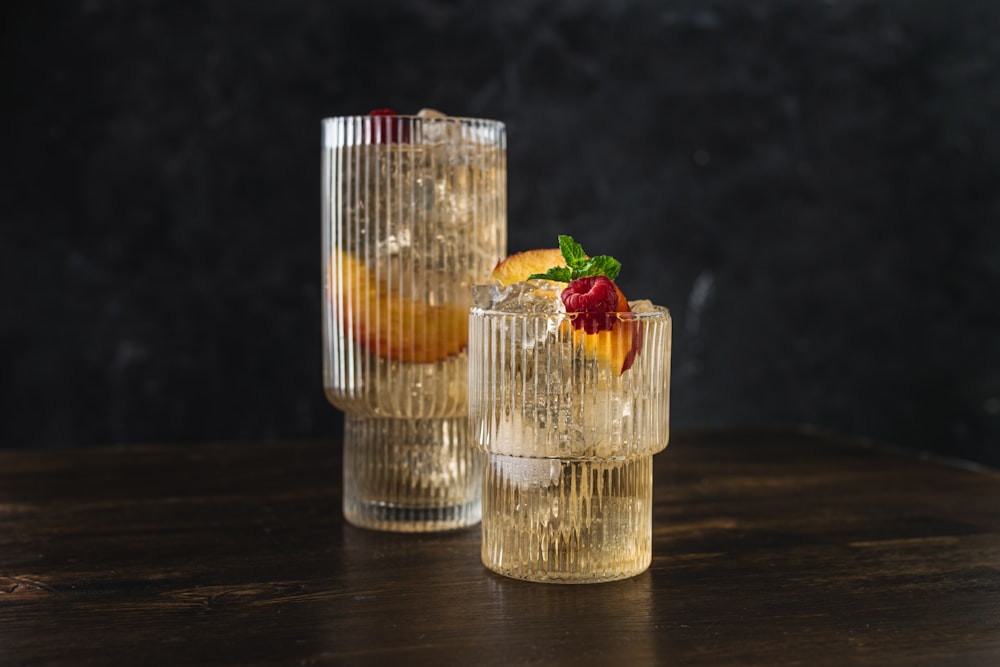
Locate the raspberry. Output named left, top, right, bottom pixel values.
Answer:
left=561, top=276, right=621, bottom=334
left=368, top=108, right=410, bottom=144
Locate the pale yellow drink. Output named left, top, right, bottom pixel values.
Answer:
left=469, top=285, right=671, bottom=582
left=322, top=113, right=506, bottom=531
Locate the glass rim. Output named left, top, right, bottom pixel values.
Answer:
left=470, top=306, right=671, bottom=320
left=321, top=114, right=505, bottom=127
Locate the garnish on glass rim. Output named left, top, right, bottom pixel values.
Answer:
left=368, top=108, right=410, bottom=144
left=503, top=234, right=639, bottom=374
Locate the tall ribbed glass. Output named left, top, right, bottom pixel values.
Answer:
left=468, top=308, right=671, bottom=582
left=322, top=114, right=506, bottom=531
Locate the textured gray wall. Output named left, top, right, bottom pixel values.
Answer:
left=3, top=0, right=999, bottom=465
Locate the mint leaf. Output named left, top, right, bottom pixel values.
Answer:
left=576, top=255, right=621, bottom=281
left=527, top=235, right=622, bottom=283
left=558, top=235, right=588, bottom=269
left=527, top=267, right=573, bottom=282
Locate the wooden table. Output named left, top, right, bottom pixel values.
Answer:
left=2, top=429, right=998, bottom=666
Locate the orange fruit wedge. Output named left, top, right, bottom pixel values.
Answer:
left=328, top=248, right=468, bottom=363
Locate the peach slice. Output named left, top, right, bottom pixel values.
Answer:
left=329, top=248, right=468, bottom=363
left=490, top=248, right=567, bottom=285
left=569, top=283, right=641, bottom=376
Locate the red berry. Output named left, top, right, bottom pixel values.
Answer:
left=561, top=276, right=620, bottom=333
left=367, top=108, right=410, bottom=144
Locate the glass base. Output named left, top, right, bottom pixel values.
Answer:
left=482, top=454, right=653, bottom=583
left=342, top=415, right=482, bottom=532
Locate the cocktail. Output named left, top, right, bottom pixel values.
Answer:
left=468, top=236, right=671, bottom=582
left=322, top=109, right=506, bottom=532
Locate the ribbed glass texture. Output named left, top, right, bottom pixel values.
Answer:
left=469, top=309, right=671, bottom=581
left=322, top=115, right=506, bottom=531
left=343, top=415, right=483, bottom=532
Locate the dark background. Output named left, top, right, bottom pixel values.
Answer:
left=3, top=0, right=998, bottom=466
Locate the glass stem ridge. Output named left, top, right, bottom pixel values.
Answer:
left=343, top=415, right=482, bottom=532
left=482, top=453, right=653, bottom=583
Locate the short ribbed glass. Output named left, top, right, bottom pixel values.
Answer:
left=322, top=114, right=506, bottom=532
left=468, top=308, right=671, bottom=582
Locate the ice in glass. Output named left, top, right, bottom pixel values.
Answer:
left=322, top=110, right=506, bottom=531
left=468, top=238, right=671, bottom=582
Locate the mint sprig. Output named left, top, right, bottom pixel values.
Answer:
left=527, top=235, right=621, bottom=282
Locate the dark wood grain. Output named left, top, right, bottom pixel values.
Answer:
left=1, top=429, right=998, bottom=666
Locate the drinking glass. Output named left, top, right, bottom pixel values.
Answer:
left=322, top=113, right=506, bottom=532
left=468, top=306, right=671, bottom=582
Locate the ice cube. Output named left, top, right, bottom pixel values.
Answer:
left=581, top=385, right=631, bottom=458
left=471, top=281, right=564, bottom=352
left=472, top=283, right=502, bottom=309
left=627, top=299, right=669, bottom=314
left=486, top=280, right=563, bottom=314
left=416, top=108, right=448, bottom=119
left=376, top=227, right=411, bottom=255
left=418, top=109, right=462, bottom=145
left=493, top=455, right=562, bottom=489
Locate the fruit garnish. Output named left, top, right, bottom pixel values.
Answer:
left=531, top=235, right=640, bottom=375
left=561, top=275, right=621, bottom=334
left=329, top=248, right=467, bottom=362
left=368, top=108, right=410, bottom=144
left=490, top=248, right=567, bottom=285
